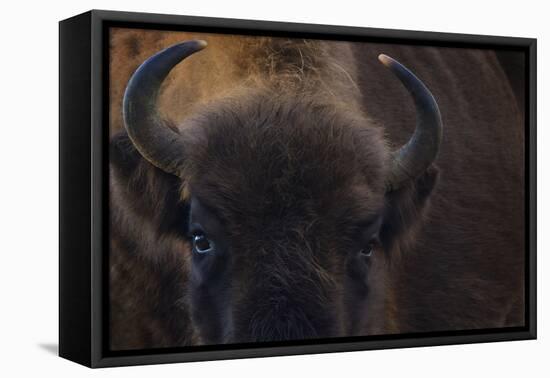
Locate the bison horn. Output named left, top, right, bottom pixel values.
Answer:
left=123, top=40, right=208, bottom=176
left=378, top=54, right=443, bottom=191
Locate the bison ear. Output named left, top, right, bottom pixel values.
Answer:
left=110, top=130, right=190, bottom=237
left=379, top=166, right=439, bottom=252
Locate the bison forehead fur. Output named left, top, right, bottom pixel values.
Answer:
left=182, top=90, right=388, bottom=226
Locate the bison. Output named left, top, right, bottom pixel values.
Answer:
left=109, top=30, right=525, bottom=350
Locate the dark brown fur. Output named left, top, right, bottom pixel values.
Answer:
left=109, top=29, right=525, bottom=349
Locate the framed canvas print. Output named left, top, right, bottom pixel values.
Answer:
left=59, top=10, right=536, bottom=368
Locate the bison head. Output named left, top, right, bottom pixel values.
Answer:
left=121, top=40, right=442, bottom=344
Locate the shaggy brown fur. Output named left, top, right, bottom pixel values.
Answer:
left=109, top=28, right=525, bottom=349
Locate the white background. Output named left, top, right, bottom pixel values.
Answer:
left=0, top=0, right=547, bottom=376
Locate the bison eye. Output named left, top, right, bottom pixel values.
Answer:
left=193, top=233, right=215, bottom=254
left=359, top=242, right=376, bottom=257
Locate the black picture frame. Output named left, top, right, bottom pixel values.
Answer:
left=59, top=9, right=537, bottom=368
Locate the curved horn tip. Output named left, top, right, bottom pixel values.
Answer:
left=378, top=54, right=394, bottom=67
left=195, top=39, right=208, bottom=49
